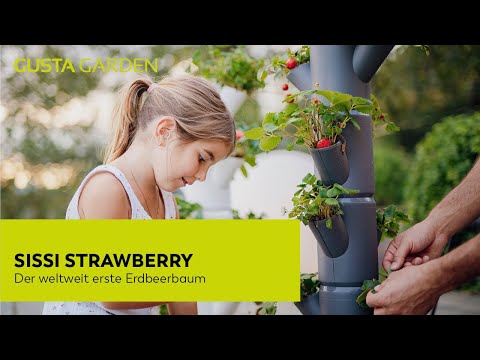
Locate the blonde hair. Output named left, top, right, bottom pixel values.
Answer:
left=104, top=74, right=236, bottom=163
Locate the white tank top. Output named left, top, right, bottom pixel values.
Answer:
left=42, top=164, right=177, bottom=315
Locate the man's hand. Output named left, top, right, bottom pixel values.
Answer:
left=366, top=262, right=442, bottom=314
left=383, top=218, right=449, bottom=271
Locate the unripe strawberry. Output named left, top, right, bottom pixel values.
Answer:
left=285, top=93, right=294, bottom=103
left=317, top=138, right=332, bottom=149
left=286, top=58, right=297, bottom=70
left=282, top=84, right=289, bottom=91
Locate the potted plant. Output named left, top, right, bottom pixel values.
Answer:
left=294, top=272, right=321, bottom=315
left=188, top=45, right=266, bottom=115
left=245, top=88, right=384, bottom=186
left=256, top=272, right=321, bottom=315
left=376, top=205, right=410, bottom=243
left=261, top=45, right=310, bottom=90
left=287, top=173, right=359, bottom=258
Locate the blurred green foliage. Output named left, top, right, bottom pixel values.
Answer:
left=189, top=45, right=265, bottom=94
left=1, top=45, right=197, bottom=219
left=372, top=45, right=480, bottom=151
left=175, top=196, right=203, bottom=219
left=373, top=139, right=411, bottom=206
left=404, top=112, right=480, bottom=222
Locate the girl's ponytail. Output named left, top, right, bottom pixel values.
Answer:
left=104, top=78, right=151, bottom=163
left=104, top=74, right=235, bottom=163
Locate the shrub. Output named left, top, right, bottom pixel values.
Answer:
left=404, top=112, right=480, bottom=222
left=373, top=140, right=411, bottom=206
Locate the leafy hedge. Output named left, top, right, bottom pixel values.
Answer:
left=374, top=140, right=411, bottom=206
left=404, top=112, right=480, bottom=222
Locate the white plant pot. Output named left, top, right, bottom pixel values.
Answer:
left=183, top=156, right=244, bottom=218
left=185, top=156, right=244, bottom=315
left=210, top=156, right=244, bottom=188
left=197, top=302, right=241, bottom=315
left=219, top=85, right=248, bottom=115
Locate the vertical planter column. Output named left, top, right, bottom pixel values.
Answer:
left=310, top=45, right=380, bottom=315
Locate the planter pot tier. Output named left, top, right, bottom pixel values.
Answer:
left=294, top=292, right=321, bottom=315
left=308, top=214, right=349, bottom=258
left=310, top=140, right=349, bottom=187
left=286, top=63, right=311, bottom=91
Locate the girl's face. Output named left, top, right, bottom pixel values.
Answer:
left=152, top=136, right=232, bottom=192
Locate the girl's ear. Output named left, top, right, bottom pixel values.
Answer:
left=154, top=116, right=177, bottom=147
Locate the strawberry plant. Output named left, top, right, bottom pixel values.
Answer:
left=300, top=272, right=320, bottom=299
left=261, top=45, right=310, bottom=80
left=245, top=88, right=386, bottom=152
left=189, top=45, right=266, bottom=94
left=356, top=266, right=392, bottom=309
left=376, top=205, right=410, bottom=242
left=286, top=173, right=359, bottom=228
left=370, top=94, right=399, bottom=135
left=232, top=123, right=262, bottom=177
left=256, top=272, right=320, bottom=315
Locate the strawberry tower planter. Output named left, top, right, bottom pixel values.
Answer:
left=288, top=45, right=394, bottom=315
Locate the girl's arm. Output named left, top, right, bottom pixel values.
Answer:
left=78, top=172, right=131, bottom=219
left=79, top=173, right=169, bottom=311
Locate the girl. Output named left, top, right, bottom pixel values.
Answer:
left=42, top=74, right=236, bottom=315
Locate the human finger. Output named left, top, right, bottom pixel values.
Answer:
left=412, top=257, right=423, bottom=265
left=383, top=235, right=403, bottom=270
left=366, top=288, right=383, bottom=308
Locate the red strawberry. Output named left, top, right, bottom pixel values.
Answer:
left=317, top=138, right=332, bottom=149
left=379, top=114, right=385, bottom=119
left=286, top=58, right=297, bottom=70
left=235, top=129, right=244, bottom=140
left=282, top=84, right=289, bottom=91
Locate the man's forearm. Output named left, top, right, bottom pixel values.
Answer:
left=432, top=233, right=480, bottom=294
left=428, top=158, right=480, bottom=238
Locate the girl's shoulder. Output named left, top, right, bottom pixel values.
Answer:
left=77, top=167, right=131, bottom=219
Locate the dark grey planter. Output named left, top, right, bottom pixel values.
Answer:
left=308, top=214, right=349, bottom=258
left=377, top=228, right=382, bottom=243
left=310, top=140, right=349, bottom=187
left=286, top=63, right=311, bottom=91
left=294, top=292, right=321, bottom=315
